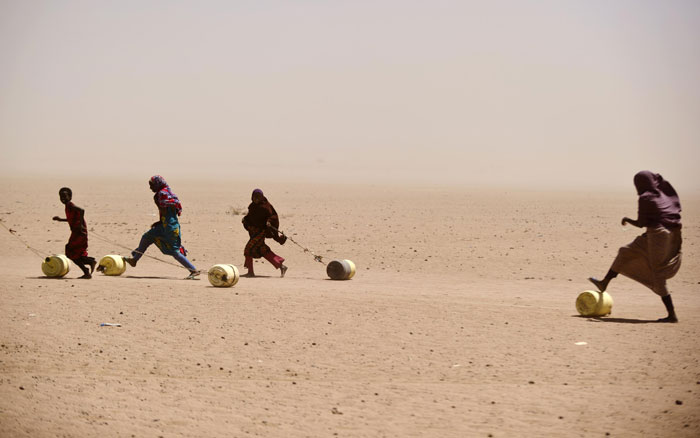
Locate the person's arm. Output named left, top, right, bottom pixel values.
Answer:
left=52, top=216, right=67, bottom=222
left=242, top=205, right=254, bottom=230
left=621, top=217, right=642, bottom=228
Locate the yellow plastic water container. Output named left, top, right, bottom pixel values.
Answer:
left=576, top=290, right=614, bottom=316
left=98, top=255, right=127, bottom=276
left=326, top=259, right=356, bottom=280
left=41, top=254, right=70, bottom=278
left=208, top=264, right=240, bottom=287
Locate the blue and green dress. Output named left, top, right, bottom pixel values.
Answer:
left=130, top=176, right=196, bottom=271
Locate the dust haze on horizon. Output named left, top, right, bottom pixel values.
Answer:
left=1, top=1, right=699, bottom=191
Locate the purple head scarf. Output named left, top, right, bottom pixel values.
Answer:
left=633, top=171, right=681, bottom=228
left=244, top=188, right=278, bottom=230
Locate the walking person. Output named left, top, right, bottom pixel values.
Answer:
left=241, top=189, right=288, bottom=277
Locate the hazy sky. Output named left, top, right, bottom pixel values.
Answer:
left=1, top=0, right=699, bottom=190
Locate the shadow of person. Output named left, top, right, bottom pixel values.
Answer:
left=574, top=315, right=659, bottom=324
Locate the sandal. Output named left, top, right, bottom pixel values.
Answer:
left=185, top=270, right=201, bottom=280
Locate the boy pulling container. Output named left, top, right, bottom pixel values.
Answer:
left=52, top=187, right=96, bottom=279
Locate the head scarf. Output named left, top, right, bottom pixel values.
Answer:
left=149, top=175, right=167, bottom=192
left=633, top=171, right=681, bottom=228
left=244, top=189, right=279, bottom=230
left=149, top=175, right=182, bottom=215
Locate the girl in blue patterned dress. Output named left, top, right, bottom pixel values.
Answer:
left=123, top=175, right=200, bottom=279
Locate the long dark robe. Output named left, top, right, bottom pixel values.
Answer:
left=611, top=171, right=683, bottom=296
left=242, top=197, right=284, bottom=258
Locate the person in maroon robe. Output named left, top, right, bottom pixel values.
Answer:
left=241, top=189, right=288, bottom=277
left=589, top=171, right=682, bottom=322
left=53, top=187, right=96, bottom=279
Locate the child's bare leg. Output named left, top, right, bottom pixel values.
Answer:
left=75, top=260, right=92, bottom=279
left=80, top=256, right=96, bottom=274
left=243, top=256, right=255, bottom=277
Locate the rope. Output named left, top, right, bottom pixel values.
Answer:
left=2, top=216, right=326, bottom=271
left=1, top=218, right=189, bottom=271
left=89, top=229, right=191, bottom=271
left=0, top=219, right=49, bottom=260
left=2, top=211, right=328, bottom=272
left=268, top=225, right=326, bottom=264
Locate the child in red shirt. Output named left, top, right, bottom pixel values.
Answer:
left=53, top=187, right=96, bottom=279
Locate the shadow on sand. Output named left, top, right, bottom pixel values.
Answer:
left=123, top=275, right=184, bottom=280
left=29, top=275, right=186, bottom=281
left=575, top=315, right=661, bottom=324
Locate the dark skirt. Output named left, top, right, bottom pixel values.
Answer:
left=244, top=226, right=270, bottom=259
left=611, top=225, right=682, bottom=296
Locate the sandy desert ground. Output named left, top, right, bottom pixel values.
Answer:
left=1, top=176, right=699, bottom=437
